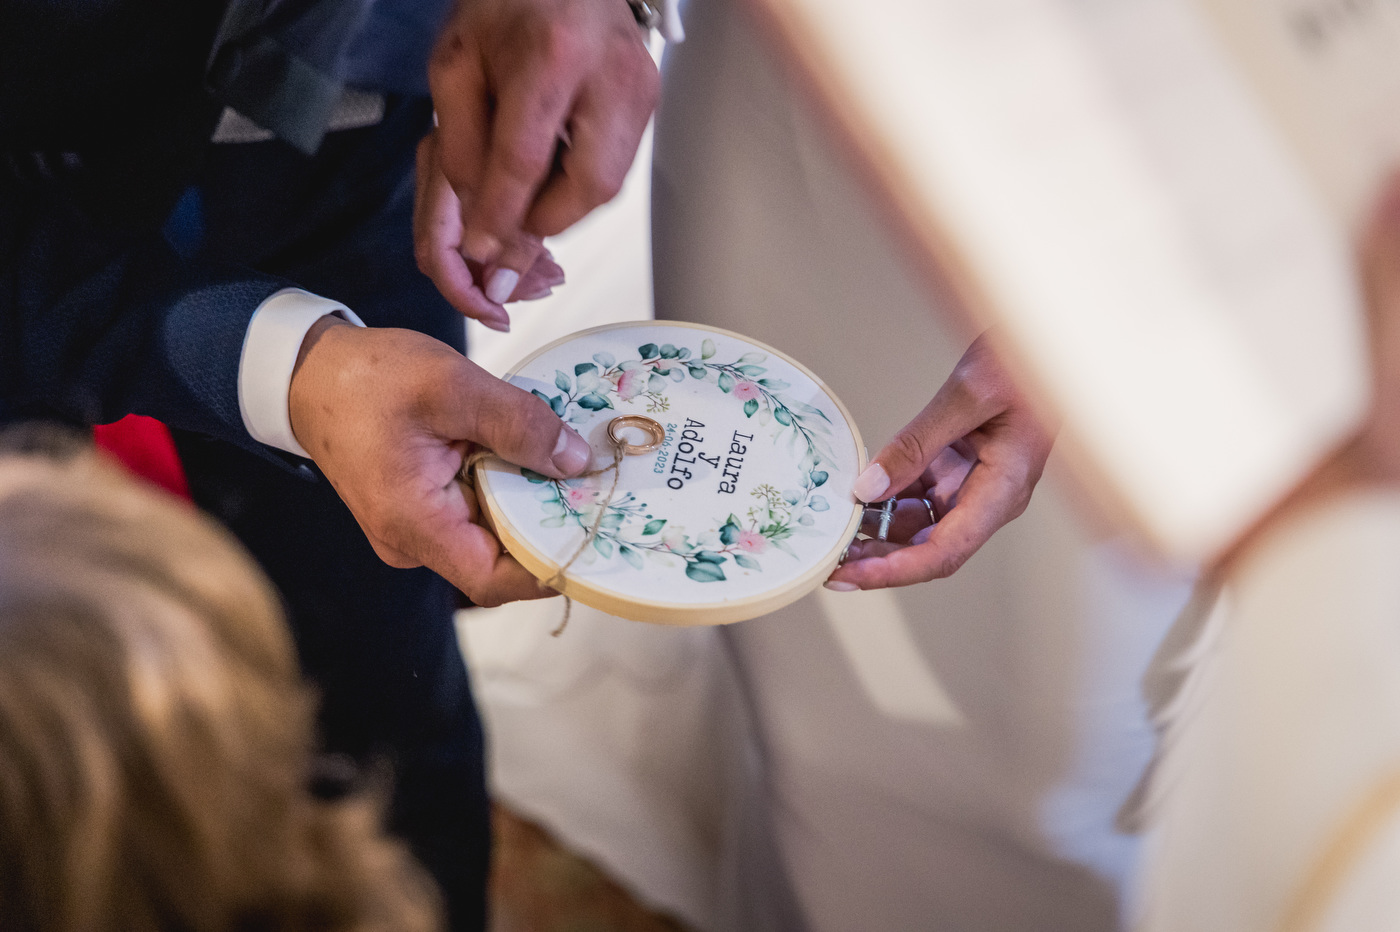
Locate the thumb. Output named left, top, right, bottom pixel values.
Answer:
left=439, top=360, right=593, bottom=479
left=853, top=379, right=1007, bottom=503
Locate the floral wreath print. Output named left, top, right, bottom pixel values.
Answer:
left=519, top=339, right=842, bottom=583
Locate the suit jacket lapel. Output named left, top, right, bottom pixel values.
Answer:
left=206, top=0, right=374, bottom=154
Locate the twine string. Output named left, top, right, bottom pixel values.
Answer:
left=541, top=443, right=623, bottom=636
left=459, top=440, right=626, bottom=637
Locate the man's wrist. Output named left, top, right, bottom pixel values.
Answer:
left=238, top=288, right=366, bottom=459
left=288, top=315, right=360, bottom=460
left=295, top=314, right=354, bottom=374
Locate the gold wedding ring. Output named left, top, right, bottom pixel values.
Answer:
left=607, top=415, right=666, bottom=455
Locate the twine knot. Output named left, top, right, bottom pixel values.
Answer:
left=460, top=437, right=627, bottom=637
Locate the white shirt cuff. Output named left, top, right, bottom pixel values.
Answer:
left=238, top=287, right=366, bottom=459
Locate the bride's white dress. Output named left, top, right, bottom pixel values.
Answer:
left=461, top=2, right=1189, bottom=928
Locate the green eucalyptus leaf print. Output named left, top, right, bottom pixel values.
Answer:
left=519, top=335, right=846, bottom=583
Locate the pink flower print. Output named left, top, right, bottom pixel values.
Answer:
left=732, top=380, right=761, bottom=401
left=563, top=487, right=594, bottom=509
left=617, top=368, right=648, bottom=401
left=736, top=529, right=768, bottom=554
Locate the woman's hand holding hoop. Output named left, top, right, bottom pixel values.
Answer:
left=826, top=333, right=1057, bottom=591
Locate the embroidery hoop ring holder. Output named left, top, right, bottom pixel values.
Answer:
left=474, top=321, right=867, bottom=626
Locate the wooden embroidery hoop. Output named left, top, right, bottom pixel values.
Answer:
left=474, top=320, right=867, bottom=626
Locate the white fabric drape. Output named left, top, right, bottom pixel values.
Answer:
left=462, top=3, right=1189, bottom=928
left=1138, top=491, right=1400, bottom=932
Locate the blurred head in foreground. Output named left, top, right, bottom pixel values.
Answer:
left=0, top=426, right=440, bottom=932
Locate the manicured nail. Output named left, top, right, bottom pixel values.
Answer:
left=464, top=231, right=501, bottom=263
left=485, top=268, right=520, bottom=304
left=552, top=427, right=591, bottom=475
left=824, top=580, right=859, bottom=592
left=542, top=266, right=566, bottom=287
left=516, top=283, right=554, bottom=302
left=479, top=315, right=510, bottom=333
left=853, top=463, right=890, bottom=502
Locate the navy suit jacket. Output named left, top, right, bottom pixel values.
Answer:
left=0, top=0, right=447, bottom=461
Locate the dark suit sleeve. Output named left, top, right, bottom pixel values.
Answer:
left=0, top=166, right=300, bottom=463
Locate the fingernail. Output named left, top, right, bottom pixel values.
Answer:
left=542, top=266, right=566, bottom=287
left=853, top=463, right=890, bottom=502
left=485, top=268, right=520, bottom=304
left=552, top=426, right=591, bottom=475
left=479, top=315, right=511, bottom=333
left=516, top=284, right=554, bottom=302
left=824, top=580, right=859, bottom=592
left=464, top=231, right=501, bottom=263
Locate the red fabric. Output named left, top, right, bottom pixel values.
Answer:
left=93, top=415, right=191, bottom=500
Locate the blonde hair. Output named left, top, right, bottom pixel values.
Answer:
left=0, top=434, right=442, bottom=932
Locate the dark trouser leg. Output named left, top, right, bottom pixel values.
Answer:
left=173, top=434, right=490, bottom=930
left=172, top=97, right=490, bottom=930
